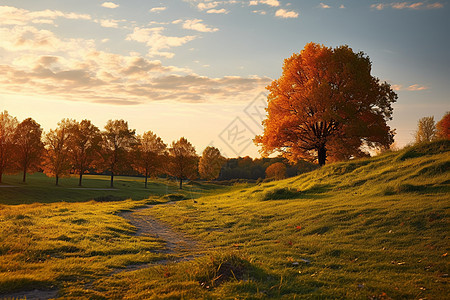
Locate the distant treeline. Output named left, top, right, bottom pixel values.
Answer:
left=0, top=111, right=316, bottom=189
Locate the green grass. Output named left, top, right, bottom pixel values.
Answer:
left=0, top=141, right=449, bottom=299
left=0, top=173, right=230, bottom=204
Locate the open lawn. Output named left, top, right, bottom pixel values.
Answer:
left=0, top=173, right=229, bottom=205
left=0, top=141, right=449, bottom=299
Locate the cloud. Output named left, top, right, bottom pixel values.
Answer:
left=182, top=19, right=219, bottom=32
left=97, top=19, right=120, bottom=28
left=126, top=27, right=197, bottom=58
left=252, top=10, right=267, bottom=15
left=339, top=5, right=345, bottom=9
left=371, top=2, right=444, bottom=10
left=319, top=3, right=331, bottom=9
left=0, top=53, right=271, bottom=105
left=406, top=84, right=429, bottom=91
left=249, top=0, right=280, bottom=7
left=101, top=2, right=119, bottom=9
left=207, top=8, right=229, bottom=14
left=198, top=2, right=219, bottom=10
left=0, top=25, right=95, bottom=52
left=391, top=84, right=429, bottom=91
left=0, top=5, right=91, bottom=25
left=150, top=7, right=167, bottom=13
left=275, top=8, right=299, bottom=18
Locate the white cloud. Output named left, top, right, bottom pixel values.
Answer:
left=0, top=6, right=91, bottom=25
left=275, top=8, right=299, bottom=18
left=198, top=2, right=219, bottom=10
left=101, top=2, right=119, bottom=9
left=252, top=10, right=267, bottom=15
left=371, top=2, right=444, bottom=10
left=250, top=0, right=280, bottom=7
left=207, top=8, right=229, bottom=14
left=126, top=27, right=197, bottom=58
left=150, top=7, right=167, bottom=13
left=183, top=19, right=219, bottom=33
left=98, top=19, right=119, bottom=28
left=172, top=19, right=183, bottom=24
left=0, top=25, right=95, bottom=52
left=319, top=3, right=331, bottom=9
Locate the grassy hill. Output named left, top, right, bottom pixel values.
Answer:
left=0, top=140, right=448, bottom=299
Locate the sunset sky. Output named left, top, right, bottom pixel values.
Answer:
left=1, top=0, right=449, bottom=158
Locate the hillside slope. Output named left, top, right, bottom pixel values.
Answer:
left=132, top=140, right=449, bottom=299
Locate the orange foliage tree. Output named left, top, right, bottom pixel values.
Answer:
left=100, top=120, right=136, bottom=188
left=436, top=112, right=450, bottom=140
left=255, top=43, right=397, bottom=165
left=14, top=118, right=44, bottom=182
left=198, top=146, right=226, bottom=180
left=168, top=137, right=198, bottom=189
left=68, top=119, right=101, bottom=186
left=0, top=111, right=18, bottom=183
left=133, top=131, right=167, bottom=189
left=43, top=119, right=73, bottom=185
left=265, top=162, right=286, bottom=180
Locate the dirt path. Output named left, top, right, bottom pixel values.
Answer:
left=118, top=202, right=202, bottom=261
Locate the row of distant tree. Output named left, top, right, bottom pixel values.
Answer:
left=414, top=113, right=449, bottom=144
left=0, top=111, right=309, bottom=189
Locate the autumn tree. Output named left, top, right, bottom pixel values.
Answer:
left=436, top=112, right=450, bottom=140
left=414, top=116, right=436, bottom=144
left=0, top=111, right=18, bottom=183
left=198, top=146, right=226, bottom=180
left=133, top=131, right=167, bottom=189
left=168, top=137, right=198, bottom=189
left=43, top=119, right=74, bottom=185
left=255, top=43, right=397, bottom=166
left=68, top=119, right=101, bottom=186
left=14, top=118, right=44, bottom=182
left=101, top=119, right=136, bottom=188
left=265, top=162, right=286, bottom=180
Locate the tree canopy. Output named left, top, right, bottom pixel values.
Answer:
left=436, top=112, right=450, bottom=140
left=265, top=162, right=286, bottom=180
left=0, top=111, right=18, bottom=183
left=168, top=137, right=198, bottom=189
left=415, top=116, right=437, bottom=144
left=14, top=118, right=44, bottom=182
left=43, top=119, right=73, bottom=185
left=100, top=119, right=136, bottom=188
left=133, top=131, right=167, bottom=188
left=255, top=43, right=397, bottom=165
left=199, top=146, right=226, bottom=180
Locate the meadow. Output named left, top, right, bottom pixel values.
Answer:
left=0, top=141, right=448, bottom=299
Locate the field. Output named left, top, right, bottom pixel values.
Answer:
left=0, top=141, right=449, bottom=299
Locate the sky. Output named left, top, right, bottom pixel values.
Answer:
left=1, top=0, right=449, bottom=158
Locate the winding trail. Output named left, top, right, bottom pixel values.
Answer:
left=118, top=202, right=203, bottom=264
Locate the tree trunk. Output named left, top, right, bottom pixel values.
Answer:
left=0, top=171, right=2, bottom=184
left=22, top=166, right=27, bottom=182
left=79, top=165, right=83, bottom=186
left=318, top=145, right=327, bottom=166
left=56, top=175, right=59, bottom=186
left=179, top=178, right=183, bottom=189
left=145, top=174, right=148, bottom=189
left=110, top=172, right=114, bottom=188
